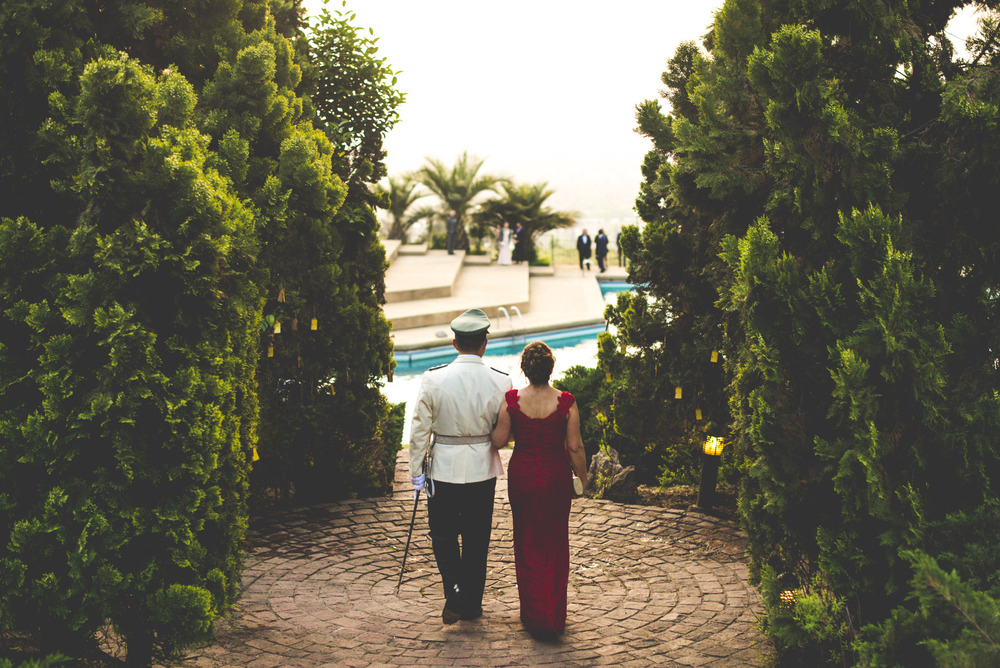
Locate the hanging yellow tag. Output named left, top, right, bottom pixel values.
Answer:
left=273, top=321, right=281, bottom=334
left=310, top=317, right=318, bottom=330
left=277, top=288, right=285, bottom=303
left=696, top=408, right=703, bottom=420
left=267, top=345, right=274, bottom=358
left=620, top=342, right=626, bottom=354
left=675, top=385, right=682, bottom=399
left=605, top=371, right=612, bottom=383
left=291, top=317, right=298, bottom=331
left=252, top=447, right=260, bottom=462
left=711, top=350, right=719, bottom=363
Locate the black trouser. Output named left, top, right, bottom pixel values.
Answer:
left=427, top=478, right=496, bottom=612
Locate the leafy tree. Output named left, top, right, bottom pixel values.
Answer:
left=471, top=182, right=576, bottom=263
left=0, top=54, right=261, bottom=660
left=618, top=0, right=1000, bottom=664
left=416, top=151, right=504, bottom=251
left=602, top=0, right=774, bottom=486
left=249, top=1, right=401, bottom=502
left=375, top=175, right=432, bottom=241
left=0, top=0, right=402, bottom=660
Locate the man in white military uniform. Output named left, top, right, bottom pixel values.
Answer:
left=410, top=308, right=512, bottom=624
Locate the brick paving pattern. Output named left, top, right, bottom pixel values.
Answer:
left=169, top=450, right=769, bottom=667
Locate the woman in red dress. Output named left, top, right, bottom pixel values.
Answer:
left=491, top=341, right=588, bottom=637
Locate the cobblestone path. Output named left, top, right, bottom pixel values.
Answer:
left=171, top=451, right=769, bottom=667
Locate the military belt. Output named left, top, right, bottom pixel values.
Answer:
left=434, top=434, right=490, bottom=445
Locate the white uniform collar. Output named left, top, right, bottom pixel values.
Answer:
left=454, top=354, right=485, bottom=364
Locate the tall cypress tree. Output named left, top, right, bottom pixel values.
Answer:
left=621, top=0, right=1000, bottom=663
left=0, top=0, right=400, bottom=660
left=250, top=1, right=401, bottom=501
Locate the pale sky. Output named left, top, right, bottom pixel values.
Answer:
left=303, top=0, right=724, bottom=224
left=302, top=1, right=986, bottom=226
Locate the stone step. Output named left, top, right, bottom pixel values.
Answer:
left=384, top=249, right=465, bottom=303
left=382, top=239, right=401, bottom=264
left=384, top=263, right=531, bottom=333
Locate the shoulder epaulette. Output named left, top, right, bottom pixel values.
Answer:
left=427, top=363, right=448, bottom=371
left=491, top=367, right=509, bottom=376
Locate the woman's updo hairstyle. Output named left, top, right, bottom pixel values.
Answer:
left=520, top=341, right=555, bottom=386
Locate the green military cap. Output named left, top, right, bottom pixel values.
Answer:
left=450, top=308, right=491, bottom=335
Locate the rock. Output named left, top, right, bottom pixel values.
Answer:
left=587, top=446, right=638, bottom=503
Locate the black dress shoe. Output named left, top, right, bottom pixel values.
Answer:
left=442, top=585, right=462, bottom=625
left=460, top=606, right=483, bottom=621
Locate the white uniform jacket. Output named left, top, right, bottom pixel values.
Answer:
left=408, top=354, right=513, bottom=483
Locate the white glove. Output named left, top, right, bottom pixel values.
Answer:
left=411, top=474, right=425, bottom=500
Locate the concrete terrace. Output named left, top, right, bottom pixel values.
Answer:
left=382, top=242, right=627, bottom=351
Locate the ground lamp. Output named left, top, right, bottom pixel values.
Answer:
left=694, top=436, right=725, bottom=512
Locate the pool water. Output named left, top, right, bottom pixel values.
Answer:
left=385, top=282, right=631, bottom=442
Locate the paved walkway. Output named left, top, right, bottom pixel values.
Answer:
left=169, top=450, right=769, bottom=667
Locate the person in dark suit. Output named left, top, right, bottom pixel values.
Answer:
left=445, top=210, right=458, bottom=254
left=513, top=222, right=527, bottom=264
left=595, top=229, right=609, bottom=273
left=576, top=230, right=592, bottom=270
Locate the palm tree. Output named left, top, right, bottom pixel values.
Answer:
left=376, top=175, right=432, bottom=241
left=416, top=152, right=505, bottom=250
left=473, top=182, right=576, bottom=263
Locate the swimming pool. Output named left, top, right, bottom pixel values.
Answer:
left=385, top=281, right=632, bottom=441
left=393, top=324, right=608, bottom=376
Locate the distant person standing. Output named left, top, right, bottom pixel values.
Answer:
left=497, top=222, right=513, bottom=265
left=446, top=210, right=458, bottom=255
left=616, top=230, right=623, bottom=267
left=576, top=229, right=592, bottom=271
left=595, top=229, right=609, bottom=273
left=513, top=222, right=527, bottom=264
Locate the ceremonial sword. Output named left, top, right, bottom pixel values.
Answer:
left=395, top=434, right=434, bottom=594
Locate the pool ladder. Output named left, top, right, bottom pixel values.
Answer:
left=497, top=306, right=527, bottom=349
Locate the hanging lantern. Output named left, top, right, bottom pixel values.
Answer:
left=674, top=385, right=682, bottom=399
left=695, top=408, right=703, bottom=421
left=267, top=345, right=274, bottom=358
left=310, top=317, right=318, bottom=331
left=277, top=288, right=285, bottom=303
left=711, top=350, right=719, bottom=363
left=273, top=321, right=281, bottom=334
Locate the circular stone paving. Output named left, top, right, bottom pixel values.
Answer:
left=166, top=451, right=768, bottom=667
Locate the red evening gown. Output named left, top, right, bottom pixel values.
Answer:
left=505, top=389, right=576, bottom=633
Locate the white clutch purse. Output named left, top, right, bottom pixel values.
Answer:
left=572, top=474, right=584, bottom=496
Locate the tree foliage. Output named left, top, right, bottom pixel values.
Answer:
left=617, top=0, right=1000, bottom=663
left=375, top=175, right=432, bottom=241
left=250, top=1, right=401, bottom=503
left=0, top=0, right=401, bottom=660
